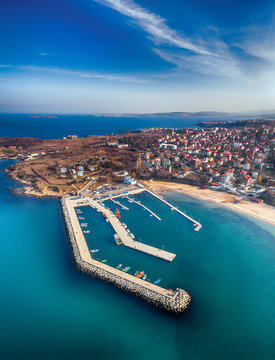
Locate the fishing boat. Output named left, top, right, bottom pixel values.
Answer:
left=90, top=249, right=99, bottom=253
left=116, top=264, right=122, bottom=269
left=102, top=213, right=107, bottom=218
left=127, top=229, right=130, bottom=234
left=136, top=270, right=144, bottom=278
left=101, top=259, right=108, bottom=263
left=142, top=274, right=147, bottom=280
left=80, top=223, right=87, bottom=227
left=114, top=234, right=122, bottom=245
left=115, top=209, right=121, bottom=220
left=154, top=278, right=162, bottom=284
left=122, top=223, right=127, bottom=229
left=83, top=230, right=90, bottom=234
left=130, top=233, right=135, bottom=239
left=122, top=266, right=130, bottom=272
left=78, top=217, right=84, bottom=220
left=106, top=218, right=109, bottom=223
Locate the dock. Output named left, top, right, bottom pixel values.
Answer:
left=110, top=198, right=129, bottom=210
left=145, top=189, right=202, bottom=231
left=87, top=197, right=175, bottom=262
left=61, top=195, right=191, bottom=312
left=124, top=195, right=161, bottom=221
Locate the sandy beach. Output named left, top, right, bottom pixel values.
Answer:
left=141, top=180, right=275, bottom=227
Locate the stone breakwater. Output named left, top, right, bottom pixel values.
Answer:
left=61, top=196, right=191, bottom=313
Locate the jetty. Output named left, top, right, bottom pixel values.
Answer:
left=61, top=195, right=191, bottom=312
left=110, top=198, right=129, bottom=211
left=124, top=195, right=161, bottom=221
left=145, top=189, right=202, bottom=231
left=86, top=197, right=175, bottom=262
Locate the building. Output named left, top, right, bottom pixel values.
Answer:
left=124, top=175, right=137, bottom=185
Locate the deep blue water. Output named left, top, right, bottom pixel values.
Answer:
left=0, top=113, right=247, bottom=138
left=1, top=159, right=275, bottom=360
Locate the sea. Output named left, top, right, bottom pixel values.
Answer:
left=0, top=114, right=275, bottom=360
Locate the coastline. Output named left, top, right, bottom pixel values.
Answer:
left=141, top=180, right=275, bottom=227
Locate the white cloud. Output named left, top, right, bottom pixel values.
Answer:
left=21, top=65, right=148, bottom=83
left=93, top=0, right=275, bottom=82
left=94, top=0, right=211, bottom=55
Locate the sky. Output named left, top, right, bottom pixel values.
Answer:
left=1, top=0, right=275, bottom=114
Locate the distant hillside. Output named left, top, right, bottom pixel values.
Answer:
left=93, top=111, right=275, bottom=118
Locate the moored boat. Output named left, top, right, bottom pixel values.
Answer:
left=115, top=209, right=121, bottom=220
left=116, top=264, right=122, bottom=269
left=136, top=270, right=144, bottom=278
left=114, top=234, right=122, bottom=245
left=154, top=278, right=162, bottom=284
left=101, top=259, right=108, bottom=263
left=122, top=266, right=130, bottom=272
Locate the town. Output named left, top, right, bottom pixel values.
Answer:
left=0, top=121, right=274, bottom=205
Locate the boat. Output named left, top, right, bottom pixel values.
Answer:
left=115, top=209, right=121, bottom=220
left=122, top=266, right=130, bottom=272
left=83, top=230, right=90, bottom=234
left=122, top=223, right=127, bottom=229
left=116, top=264, right=122, bottom=269
left=136, top=270, right=144, bottom=278
left=130, top=233, right=135, bottom=239
left=106, top=218, right=109, bottom=223
left=114, top=234, right=122, bottom=245
left=90, top=249, right=99, bottom=253
left=127, top=229, right=130, bottom=234
left=134, top=271, right=139, bottom=276
left=101, top=259, right=108, bottom=263
left=102, top=212, right=107, bottom=218
left=78, top=217, right=84, bottom=220
left=80, top=223, right=87, bottom=227
left=142, top=274, right=147, bottom=280
left=154, top=278, right=162, bottom=284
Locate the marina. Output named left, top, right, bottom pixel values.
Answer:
left=61, top=191, right=191, bottom=312
left=86, top=196, right=176, bottom=262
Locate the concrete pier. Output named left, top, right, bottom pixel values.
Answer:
left=86, top=197, right=175, bottom=262
left=61, top=195, right=191, bottom=312
left=124, top=195, right=161, bottom=221
left=110, top=198, right=129, bottom=210
left=145, top=188, right=202, bottom=231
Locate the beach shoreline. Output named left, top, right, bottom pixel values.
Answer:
left=141, top=180, right=275, bottom=227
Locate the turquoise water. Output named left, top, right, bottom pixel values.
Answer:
left=1, top=159, right=275, bottom=359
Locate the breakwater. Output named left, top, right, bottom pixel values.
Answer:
left=61, top=195, right=191, bottom=313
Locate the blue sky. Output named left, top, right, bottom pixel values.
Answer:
left=1, top=0, right=275, bottom=113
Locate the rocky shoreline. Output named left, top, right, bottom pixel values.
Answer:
left=61, top=196, right=191, bottom=313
